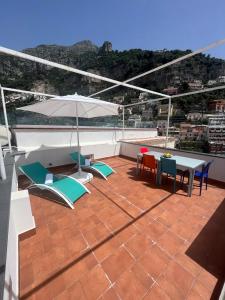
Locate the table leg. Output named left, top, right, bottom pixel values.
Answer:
left=188, top=169, right=194, bottom=197
left=156, top=160, right=161, bottom=185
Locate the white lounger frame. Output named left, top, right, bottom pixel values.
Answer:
left=81, top=161, right=116, bottom=180
left=19, top=167, right=90, bottom=209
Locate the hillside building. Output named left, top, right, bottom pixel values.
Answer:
left=179, top=123, right=208, bottom=141
left=168, top=126, right=180, bottom=137
left=208, top=99, right=225, bottom=113
left=158, top=103, right=174, bottom=118
left=186, top=112, right=202, bottom=121
left=173, top=76, right=181, bottom=85
left=208, top=115, right=225, bottom=146
left=162, top=86, right=178, bottom=95
left=207, top=79, right=217, bottom=86
left=217, top=75, right=225, bottom=83
left=188, top=80, right=204, bottom=91
left=139, top=92, right=149, bottom=100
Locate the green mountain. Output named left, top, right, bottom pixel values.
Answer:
left=1, top=40, right=225, bottom=109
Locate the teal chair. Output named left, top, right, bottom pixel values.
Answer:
left=70, top=152, right=115, bottom=180
left=159, top=157, right=184, bottom=193
left=19, top=162, right=90, bottom=209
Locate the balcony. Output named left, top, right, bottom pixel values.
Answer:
left=17, top=155, right=225, bottom=299
left=2, top=127, right=225, bottom=299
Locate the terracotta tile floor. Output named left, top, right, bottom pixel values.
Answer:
left=18, top=156, right=225, bottom=300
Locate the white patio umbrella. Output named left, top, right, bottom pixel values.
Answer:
left=18, top=93, right=120, bottom=183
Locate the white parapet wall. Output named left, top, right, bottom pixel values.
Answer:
left=4, top=190, right=35, bottom=300
left=12, top=125, right=157, bottom=169
left=120, top=141, right=225, bottom=183
left=4, top=208, right=18, bottom=300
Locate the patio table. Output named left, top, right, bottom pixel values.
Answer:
left=137, top=151, right=206, bottom=197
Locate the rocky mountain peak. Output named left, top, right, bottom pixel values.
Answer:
left=99, top=41, right=113, bottom=54
left=71, top=40, right=98, bottom=53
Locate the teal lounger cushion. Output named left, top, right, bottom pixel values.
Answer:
left=20, top=162, right=55, bottom=184
left=51, top=177, right=86, bottom=203
left=91, top=162, right=113, bottom=177
left=20, top=162, right=87, bottom=203
left=70, top=152, right=113, bottom=177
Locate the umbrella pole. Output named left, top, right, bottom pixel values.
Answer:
left=75, top=103, right=81, bottom=174
left=122, top=106, right=125, bottom=139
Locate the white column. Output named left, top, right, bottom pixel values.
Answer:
left=165, top=97, right=171, bottom=148
left=122, top=106, right=125, bottom=139
left=0, top=145, right=6, bottom=180
left=0, top=86, right=12, bottom=152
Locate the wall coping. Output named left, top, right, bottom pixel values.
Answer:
left=12, top=125, right=156, bottom=131
left=121, top=140, right=225, bottom=159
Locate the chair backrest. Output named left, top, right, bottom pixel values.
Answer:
left=160, top=157, right=177, bottom=176
left=143, top=154, right=157, bottom=169
left=20, top=162, right=49, bottom=184
left=140, top=147, right=149, bottom=154
left=203, top=160, right=213, bottom=175
left=70, top=152, right=86, bottom=165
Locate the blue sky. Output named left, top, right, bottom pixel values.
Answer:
left=1, top=0, right=225, bottom=59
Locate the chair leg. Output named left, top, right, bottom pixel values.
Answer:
left=141, top=165, right=144, bottom=175
left=180, top=174, right=184, bottom=187
left=199, top=177, right=203, bottom=196
left=206, top=176, right=208, bottom=190
left=173, top=177, right=176, bottom=193
left=160, top=173, right=163, bottom=185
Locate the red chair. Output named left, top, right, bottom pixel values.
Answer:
left=139, top=147, right=149, bottom=169
left=141, top=154, right=157, bottom=182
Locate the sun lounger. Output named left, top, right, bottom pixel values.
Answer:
left=19, top=162, right=90, bottom=209
left=70, top=152, right=115, bottom=180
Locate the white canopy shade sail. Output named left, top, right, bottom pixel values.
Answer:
left=18, top=93, right=120, bottom=118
